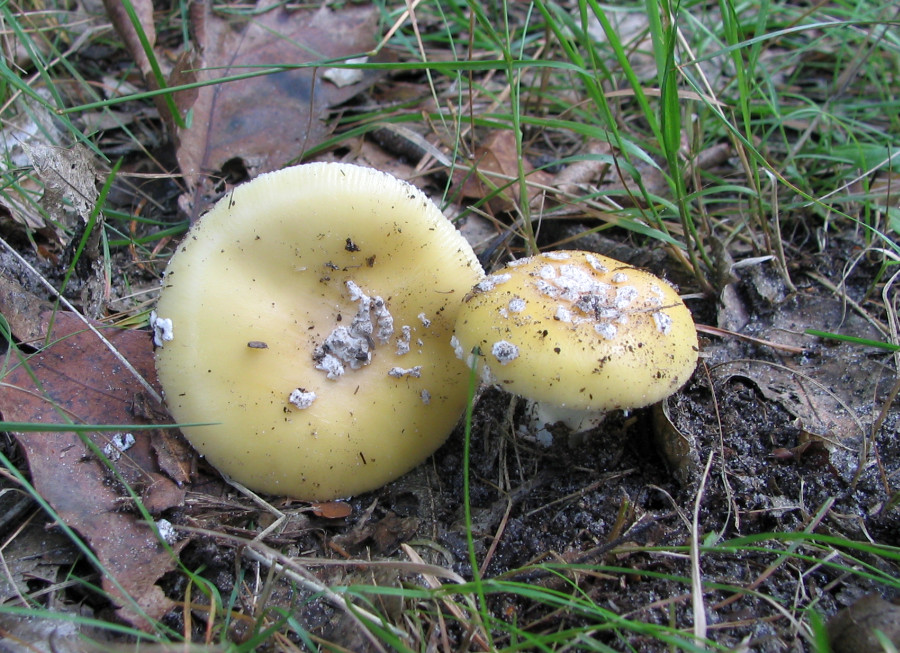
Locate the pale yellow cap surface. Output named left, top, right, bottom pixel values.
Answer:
left=154, top=163, right=485, bottom=499
left=453, top=251, right=698, bottom=412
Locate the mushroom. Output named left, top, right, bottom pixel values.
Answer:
left=451, top=250, right=698, bottom=434
left=153, top=163, right=485, bottom=500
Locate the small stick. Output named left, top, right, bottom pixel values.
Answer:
left=694, top=323, right=806, bottom=355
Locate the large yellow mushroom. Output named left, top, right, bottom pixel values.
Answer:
left=153, top=163, right=485, bottom=500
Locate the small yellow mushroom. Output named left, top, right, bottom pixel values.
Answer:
left=452, top=251, right=698, bottom=432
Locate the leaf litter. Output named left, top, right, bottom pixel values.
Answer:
left=168, top=1, right=383, bottom=216
left=0, top=1, right=898, bottom=650
left=0, top=298, right=189, bottom=627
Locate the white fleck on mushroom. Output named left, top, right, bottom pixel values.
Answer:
left=388, top=366, right=422, bottom=378
left=453, top=250, right=698, bottom=433
left=472, top=273, right=512, bottom=294
left=396, top=325, right=412, bottom=355
left=450, top=335, right=466, bottom=361
left=594, top=322, right=618, bottom=340
left=508, top=297, right=527, bottom=313
left=585, top=254, right=608, bottom=272
left=555, top=306, right=573, bottom=323
left=154, top=163, right=485, bottom=500
left=149, top=311, right=173, bottom=347
left=491, top=340, right=519, bottom=365
left=288, top=388, right=317, bottom=409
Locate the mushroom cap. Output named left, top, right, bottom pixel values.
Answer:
left=453, top=251, right=698, bottom=412
left=154, top=163, right=484, bottom=499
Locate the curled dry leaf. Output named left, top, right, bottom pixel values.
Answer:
left=101, top=0, right=181, bottom=127
left=553, top=140, right=613, bottom=195
left=0, top=521, right=78, bottom=604
left=651, top=398, right=699, bottom=486
left=23, top=142, right=108, bottom=318
left=27, top=142, right=99, bottom=227
left=710, top=280, right=879, bottom=448
left=140, top=472, right=187, bottom=516
left=0, top=91, right=68, bottom=235
left=0, top=274, right=52, bottom=345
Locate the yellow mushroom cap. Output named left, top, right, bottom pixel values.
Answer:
left=153, top=163, right=485, bottom=500
left=452, top=251, right=698, bottom=412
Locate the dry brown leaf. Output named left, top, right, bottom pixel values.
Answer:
left=141, top=472, right=187, bottom=515
left=0, top=605, right=112, bottom=651
left=0, top=273, right=52, bottom=345
left=554, top=140, right=613, bottom=196
left=332, top=511, right=418, bottom=556
left=172, top=2, right=380, bottom=215
left=152, top=429, right=195, bottom=486
left=455, top=130, right=553, bottom=212
left=24, top=142, right=109, bottom=317
left=0, top=309, right=185, bottom=628
left=100, top=0, right=179, bottom=126
left=707, top=271, right=880, bottom=484
left=310, top=501, right=353, bottom=519
left=0, top=92, right=84, bottom=242
left=651, top=399, right=699, bottom=486
left=0, top=521, right=78, bottom=604
left=371, top=512, right=418, bottom=555
left=828, top=594, right=900, bottom=653
left=102, top=0, right=157, bottom=80
left=26, top=142, right=99, bottom=227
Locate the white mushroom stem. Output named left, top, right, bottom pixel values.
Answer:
left=527, top=402, right=606, bottom=433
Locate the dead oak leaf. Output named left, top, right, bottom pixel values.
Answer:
left=173, top=2, right=381, bottom=216
left=0, top=310, right=185, bottom=629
